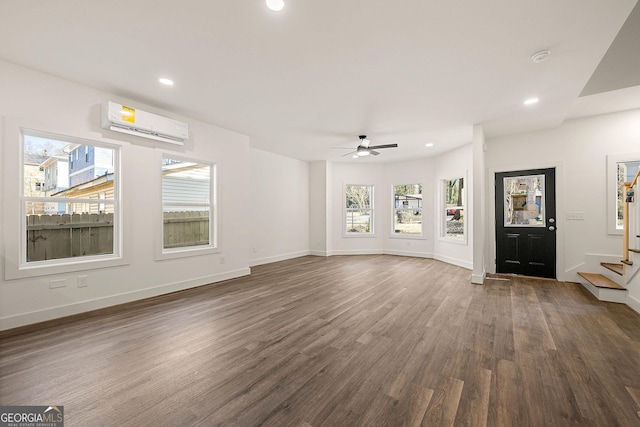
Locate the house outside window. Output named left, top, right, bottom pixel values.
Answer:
left=22, top=132, right=119, bottom=264
left=161, top=155, right=216, bottom=254
left=442, top=177, right=465, bottom=241
left=345, top=184, right=373, bottom=234
left=393, top=184, right=422, bottom=235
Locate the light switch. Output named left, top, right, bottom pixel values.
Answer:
left=566, top=212, right=585, bottom=220
left=49, top=278, right=67, bottom=289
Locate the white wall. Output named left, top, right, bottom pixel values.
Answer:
left=319, top=150, right=473, bottom=268
left=432, top=144, right=473, bottom=269
left=383, top=157, right=435, bottom=259
left=485, top=109, right=640, bottom=288
left=0, top=60, right=252, bottom=330
left=471, top=125, right=486, bottom=283
left=330, top=162, right=385, bottom=255
left=309, top=161, right=331, bottom=256
left=250, top=148, right=309, bottom=266
left=11, top=60, right=639, bottom=329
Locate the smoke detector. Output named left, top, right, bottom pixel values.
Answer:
left=531, top=50, right=551, bottom=63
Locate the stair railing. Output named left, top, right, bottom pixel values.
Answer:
left=623, top=168, right=640, bottom=263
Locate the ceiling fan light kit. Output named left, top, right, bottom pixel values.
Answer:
left=340, top=135, right=398, bottom=158
left=356, top=146, right=370, bottom=156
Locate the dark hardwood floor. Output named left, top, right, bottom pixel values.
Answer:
left=1, top=255, right=640, bottom=426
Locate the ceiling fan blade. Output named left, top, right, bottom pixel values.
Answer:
left=370, top=150, right=381, bottom=156
left=332, top=147, right=354, bottom=150
left=342, top=151, right=357, bottom=157
left=368, top=144, right=398, bottom=149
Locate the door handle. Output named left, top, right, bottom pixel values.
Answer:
left=549, top=226, right=556, bottom=231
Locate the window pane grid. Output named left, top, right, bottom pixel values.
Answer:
left=393, top=184, right=422, bottom=235
left=443, top=178, right=465, bottom=239
left=345, top=184, right=374, bottom=234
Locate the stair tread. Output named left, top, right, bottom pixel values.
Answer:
left=621, top=259, right=633, bottom=265
left=578, top=272, right=625, bottom=290
left=630, top=248, right=640, bottom=253
left=601, top=262, right=624, bottom=275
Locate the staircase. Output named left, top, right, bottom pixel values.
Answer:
left=577, top=169, right=640, bottom=305
left=578, top=267, right=627, bottom=304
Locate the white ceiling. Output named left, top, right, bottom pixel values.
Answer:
left=1, top=0, right=638, bottom=163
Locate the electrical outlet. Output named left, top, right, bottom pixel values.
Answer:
left=49, top=278, right=66, bottom=289
left=78, top=275, right=88, bottom=288
left=252, top=246, right=257, bottom=253
left=220, top=254, right=225, bottom=264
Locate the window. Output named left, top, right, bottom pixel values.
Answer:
left=22, top=132, right=118, bottom=264
left=161, top=155, right=216, bottom=254
left=393, top=184, right=422, bottom=235
left=345, top=184, right=373, bottom=234
left=607, top=153, right=640, bottom=235
left=617, top=161, right=640, bottom=229
left=442, top=177, right=465, bottom=240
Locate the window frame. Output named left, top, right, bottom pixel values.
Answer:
left=3, top=120, right=127, bottom=280
left=390, top=183, right=425, bottom=239
left=439, top=174, right=467, bottom=244
left=607, top=153, right=640, bottom=235
left=155, top=151, right=219, bottom=260
left=344, top=183, right=375, bottom=237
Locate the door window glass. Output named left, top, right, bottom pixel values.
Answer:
left=503, top=174, right=545, bottom=227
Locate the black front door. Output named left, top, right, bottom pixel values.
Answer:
left=495, top=168, right=556, bottom=278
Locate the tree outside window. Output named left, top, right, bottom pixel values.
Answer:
left=444, top=178, right=464, bottom=239
left=345, top=184, right=373, bottom=234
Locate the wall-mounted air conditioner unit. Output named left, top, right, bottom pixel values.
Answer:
left=101, top=101, right=188, bottom=145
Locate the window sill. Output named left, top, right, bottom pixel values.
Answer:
left=438, top=236, right=467, bottom=245
left=155, top=245, right=220, bottom=261
left=342, top=233, right=377, bottom=238
left=388, top=234, right=426, bottom=240
left=6, top=255, right=128, bottom=280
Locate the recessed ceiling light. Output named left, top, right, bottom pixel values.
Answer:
left=531, top=50, right=551, bottom=63
left=425, top=143, right=434, bottom=148
left=266, top=0, right=284, bottom=11
left=524, top=98, right=539, bottom=105
left=158, top=78, right=174, bottom=86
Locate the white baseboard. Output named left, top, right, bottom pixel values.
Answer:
left=433, top=254, right=473, bottom=270
left=0, top=268, right=251, bottom=331
left=309, top=250, right=329, bottom=257
left=383, top=249, right=433, bottom=259
left=329, top=249, right=384, bottom=256
left=249, top=250, right=310, bottom=267
left=471, top=271, right=485, bottom=284
left=627, top=294, right=640, bottom=314
left=310, top=249, right=471, bottom=270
